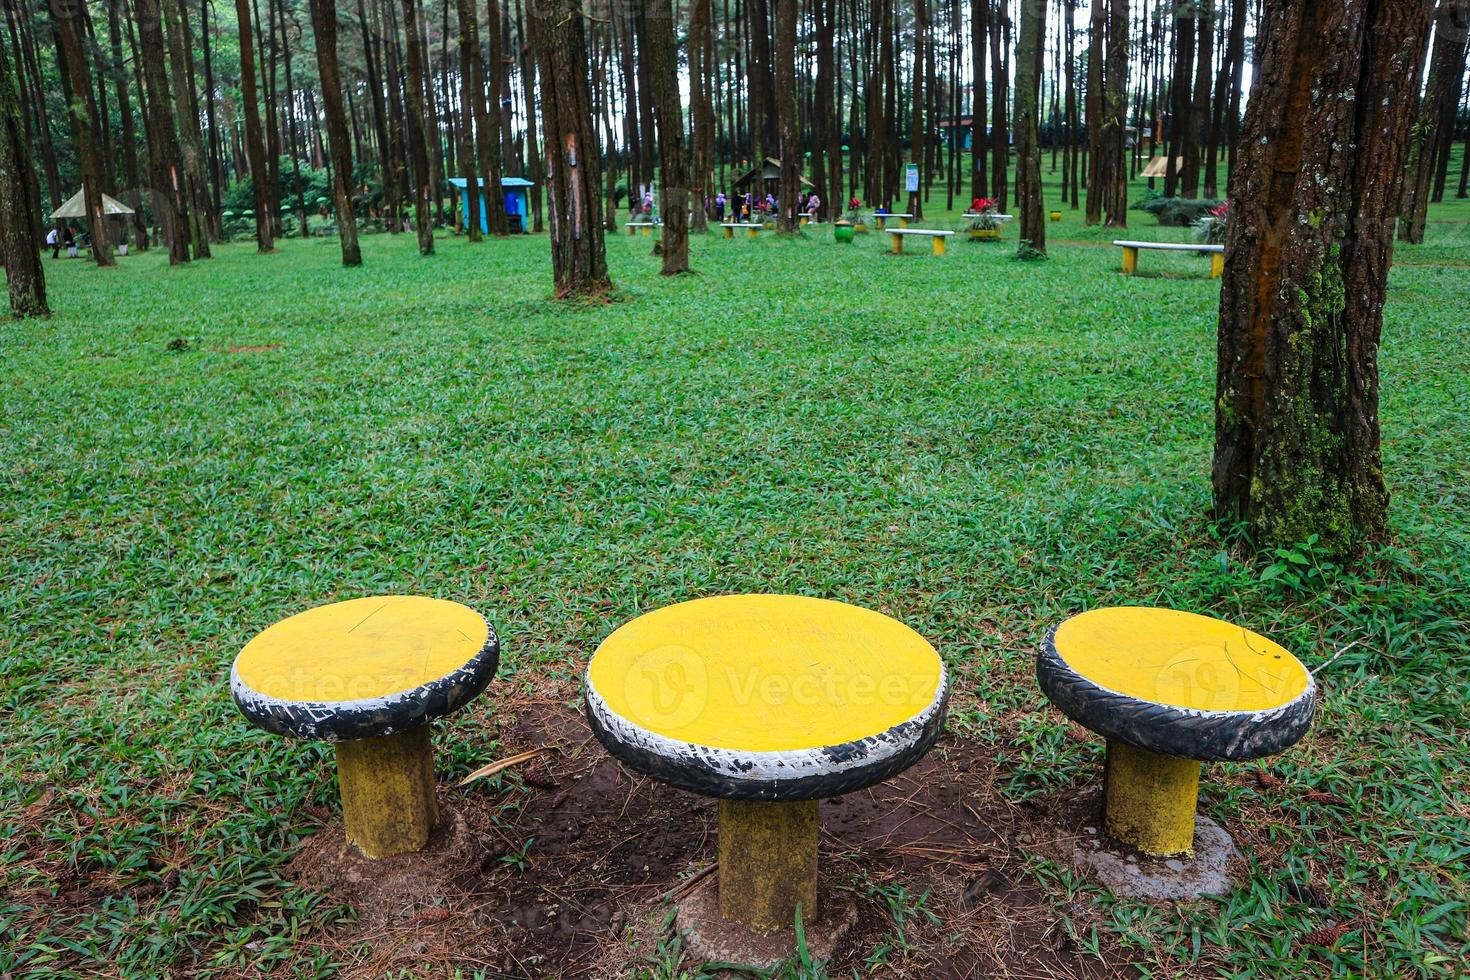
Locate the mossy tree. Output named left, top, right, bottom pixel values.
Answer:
left=0, top=38, right=47, bottom=317
left=1213, top=0, right=1433, bottom=559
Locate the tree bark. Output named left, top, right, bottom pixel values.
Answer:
left=647, top=0, right=692, bottom=268
left=163, top=0, right=213, bottom=257
left=535, top=0, right=612, bottom=297
left=774, top=0, right=799, bottom=229
left=990, top=0, right=1010, bottom=209
left=137, top=0, right=191, bottom=263
left=908, top=0, right=929, bottom=218
left=310, top=0, right=363, bottom=264
left=235, top=0, right=275, bottom=250
left=1213, top=0, right=1433, bottom=558
left=1164, top=5, right=1194, bottom=197
left=480, top=0, right=510, bottom=234
left=1013, top=0, right=1044, bottom=252
left=970, top=0, right=987, bottom=200
left=401, top=0, right=436, bottom=253
left=0, top=38, right=47, bottom=316
left=1100, top=0, right=1128, bottom=225
left=50, top=0, right=114, bottom=266
left=690, top=0, right=715, bottom=230
left=1398, top=0, right=1468, bottom=243
left=1084, top=0, right=1103, bottom=223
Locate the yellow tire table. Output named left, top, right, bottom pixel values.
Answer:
left=231, top=595, right=499, bottom=859
left=1038, top=607, right=1314, bottom=857
left=586, top=594, right=947, bottom=953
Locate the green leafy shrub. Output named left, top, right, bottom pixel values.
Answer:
left=1139, top=196, right=1226, bottom=227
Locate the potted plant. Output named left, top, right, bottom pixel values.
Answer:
left=967, top=198, right=1001, bottom=240
left=1049, top=209, right=1062, bottom=222
left=1192, top=200, right=1229, bottom=245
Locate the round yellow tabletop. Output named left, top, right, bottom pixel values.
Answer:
left=1038, top=606, right=1315, bottom=761
left=585, top=594, right=948, bottom=799
left=231, top=595, right=499, bottom=741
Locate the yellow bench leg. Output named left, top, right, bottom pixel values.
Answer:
left=335, top=725, right=438, bottom=859
left=899, top=216, right=910, bottom=228
left=641, top=227, right=650, bottom=237
left=1121, top=247, right=1138, bottom=275
left=875, top=217, right=886, bottom=231
left=628, top=225, right=636, bottom=236
left=933, top=236, right=945, bottom=256
left=718, top=799, right=818, bottom=933
left=748, top=227, right=758, bottom=238
left=1103, top=741, right=1200, bottom=857
left=1211, top=252, right=1225, bottom=278
left=891, top=234, right=903, bottom=255
left=723, top=226, right=733, bottom=239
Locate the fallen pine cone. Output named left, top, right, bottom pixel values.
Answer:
left=408, top=906, right=452, bottom=927
left=1304, top=789, right=1348, bottom=807
left=1254, top=770, right=1279, bottom=788
left=1301, top=920, right=1354, bottom=947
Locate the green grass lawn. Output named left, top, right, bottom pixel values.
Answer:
left=2, top=186, right=1467, bottom=977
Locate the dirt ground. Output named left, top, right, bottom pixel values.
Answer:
left=283, top=685, right=1157, bottom=979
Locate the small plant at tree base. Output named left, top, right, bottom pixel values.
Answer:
left=1194, top=200, right=1230, bottom=244
left=1014, top=240, right=1048, bottom=261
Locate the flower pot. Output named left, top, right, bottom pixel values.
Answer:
left=970, top=228, right=1000, bottom=241
left=1049, top=211, right=1062, bottom=222
left=854, top=222, right=869, bottom=234
left=833, top=222, right=855, bottom=243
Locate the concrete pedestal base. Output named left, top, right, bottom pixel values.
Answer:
left=1074, top=814, right=1240, bottom=900
left=674, top=875, right=856, bottom=970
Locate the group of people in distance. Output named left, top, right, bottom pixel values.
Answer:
left=628, top=188, right=824, bottom=225
left=44, top=225, right=81, bottom=259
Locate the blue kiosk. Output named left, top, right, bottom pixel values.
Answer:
left=449, top=176, right=534, bottom=233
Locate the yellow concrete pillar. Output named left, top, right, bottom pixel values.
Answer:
left=1211, top=252, right=1225, bottom=278
left=724, top=225, right=734, bottom=239
left=718, top=799, right=819, bottom=934
left=628, top=225, right=636, bottom=236
left=335, top=726, right=438, bottom=859
left=898, top=216, right=910, bottom=228
left=1102, top=741, right=1199, bottom=857
left=875, top=216, right=887, bottom=231
left=933, top=236, right=946, bottom=256
left=748, top=227, right=758, bottom=238
left=641, top=226, right=651, bottom=237
left=1121, top=247, right=1138, bottom=275
left=890, top=233, right=903, bottom=255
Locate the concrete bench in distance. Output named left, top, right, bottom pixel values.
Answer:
left=627, top=221, right=658, bottom=237
left=231, top=595, right=499, bottom=859
left=1114, top=239, right=1225, bottom=278
left=872, top=212, right=914, bottom=230
left=888, top=228, right=956, bottom=256
left=1037, top=607, right=1314, bottom=862
left=721, top=222, right=765, bottom=239
left=585, top=594, right=948, bottom=967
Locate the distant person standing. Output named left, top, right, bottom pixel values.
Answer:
left=63, top=225, right=77, bottom=258
left=714, top=192, right=727, bottom=222
left=47, top=226, right=59, bottom=259
left=807, top=194, right=822, bottom=220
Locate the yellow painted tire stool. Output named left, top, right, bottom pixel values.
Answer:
left=585, top=594, right=947, bottom=961
left=231, top=595, right=499, bottom=859
left=1038, top=607, right=1314, bottom=858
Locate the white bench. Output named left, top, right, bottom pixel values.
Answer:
left=721, top=222, right=765, bottom=239
left=963, top=212, right=1014, bottom=222
left=627, top=221, right=657, bottom=237
left=1114, top=240, right=1224, bottom=278
left=887, top=228, right=956, bottom=256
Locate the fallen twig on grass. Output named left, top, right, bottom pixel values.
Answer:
left=456, top=746, right=557, bottom=787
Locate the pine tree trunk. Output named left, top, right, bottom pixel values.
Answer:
left=647, top=0, right=692, bottom=269
left=310, top=0, right=363, bottom=264
left=401, top=0, right=436, bottom=253
left=515, top=0, right=544, bottom=232
left=535, top=0, right=612, bottom=297
left=1164, top=6, right=1193, bottom=197
left=1100, top=0, right=1128, bottom=225
left=909, top=0, right=929, bottom=218
left=0, top=39, right=47, bottom=316
left=1398, top=0, right=1468, bottom=243
left=162, top=0, right=213, bottom=257
left=479, top=0, right=510, bottom=234
left=990, top=0, right=1010, bottom=209
left=774, top=0, right=800, bottom=229
left=970, top=0, right=987, bottom=200
left=1013, top=0, right=1044, bottom=251
left=137, top=0, right=191, bottom=263
left=50, top=0, right=115, bottom=266
left=235, top=0, right=275, bottom=251
left=1083, top=0, right=1103, bottom=223
left=106, top=0, right=148, bottom=249
left=1213, top=0, right=1432, bottom=558
left=690, top=0, right=715, bottom=230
